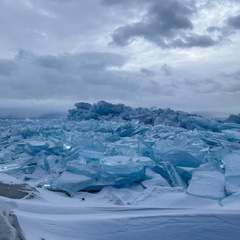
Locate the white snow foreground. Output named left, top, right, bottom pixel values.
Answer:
left=1, top=185, right=240, bottom=240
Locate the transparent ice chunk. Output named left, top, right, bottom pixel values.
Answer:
left=50, top=171, right=95, bottom=195
left=66, top=160, right=100, bottom=178
left=25, top=140, right=49, bottom=155
left=153, top=163, right=186, bottom=188
left=141, top=168, right=170, bottom=188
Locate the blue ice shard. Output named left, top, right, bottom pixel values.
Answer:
left=50, top=171, right=95, bottom=195
left=153, top=163, right=186, bottom=188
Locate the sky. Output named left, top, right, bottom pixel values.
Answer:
left=0, top=0, right=239, bottom=118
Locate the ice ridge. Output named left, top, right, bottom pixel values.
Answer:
left=0, top=101, right=239, bottom=200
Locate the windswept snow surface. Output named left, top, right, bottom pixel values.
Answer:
left=2, top=187, right=240, bottom=240
left=0, top=102, right=240, bottom=239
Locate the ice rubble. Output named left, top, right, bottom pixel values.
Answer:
left=0, top=101, right=240, bottom=201
left=68, top=101, right=222, bottom=131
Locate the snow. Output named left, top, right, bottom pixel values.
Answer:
left=16, top=206, right=240, bottom=240
left=1, top=187, right=240, bottom=240
left=0, top=173, right=22, bottom=185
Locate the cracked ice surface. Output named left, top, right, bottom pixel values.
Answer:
left=0, top=102, right=240, bottom=201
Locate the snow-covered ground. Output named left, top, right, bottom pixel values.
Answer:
left=1, top=185, right=240, bottom=240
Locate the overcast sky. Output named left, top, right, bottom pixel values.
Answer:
left=0, top=0, right=239, bottom=118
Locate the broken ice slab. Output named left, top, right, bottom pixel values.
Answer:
left=223, top=153, right=240, bottom=194
left=98, top=156, right=154, bottom=186
left=0, top=162, right=23, bottom=175
left=221, top=122, right=240, bottom=130
left=21, top=127, right=36, bottom=139
left=66, top=160, right=100, bottom=178
left=225, top=175, right=240, bottom=195
left=0, top=149, right=14, bottom=163
left=100, top=156, right=146, bottom=178
left=175, top=166, right=194, bottom=184
left=45, top=155, right=63, bottom=169
left=24, top=140, right=49, bottom=155
left=79, top=150, right=105, bottom=162
left=50, top=171, right=95, bottom=195
left=101, top=163, right=145, bottom=178
left=131, top=156, right=155, bottom=168
left=173, top=137, right=209, bottom=161
left=100, top=156, right=132, bottom=166
left=204, top=146, right=230, bottom=173
left=138, top=140, right=155, bottom=160
left=182, top=115, right=220, bottom=131
left=131, top=126, right=149, bottom=136
left=224, top=153, right=240, bottom=176
left=225, top=114, right=240, bottom=124
left=141, top=168, right=170, bottom=188
left=154, top=136, right=207, bottom=166
left=222, top=130, right=240, bottom=142
left=115, top=123, right=136, bottom=137
left=153, top=162, right=186, bottom=188
left=158, top=150, right=202, bottom=168
left=0, top=155, right=35, bottom=175
left=45, top=140, right=72, bottom=156
left=220, top=191, right=240, bottom=207
left=105, top=134, right=121, bottom=142
left=186, top=171, right=225, bottom=199
left=100, top=156, right=154, bottom=168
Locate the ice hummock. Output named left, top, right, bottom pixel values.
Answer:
left=68, top=101, right=222, bottom=131
left=0, top=101, right=240, bottom=201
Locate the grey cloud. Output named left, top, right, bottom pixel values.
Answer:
left=140, top=68, right=155, bottom=77
left=0, top=50, right=154, bottom=102
left=207, top=26, right=223, bottom=32
left=161, top=64, right=172, bottom=76
left=227, top=14, right=240, bottom=29
left=171, top=34, right=219, bottom=48
left=219, top=69, right=240, bottom=93
left=169, top=77, right=220, bottom=94
left=73, top=52, right=126, bottom=70
left=231, top=69, right=240, bottom=80
left=147, top=0, right=195, bottom=32
left=35, top=52, right=126, bottom=71
left=102, top=0, right=141, bottom=6
left=0, top=0, right=115, bottom=57
left=36, top=55, right=66, bottom=70
left=189, top=78, right=221, bottom=94
left=173, top=68, right=240, bottom=94
left=144, top=80, right=162, bottom=95
left=110, top=0, right=220, bottom=48
left=208, top=13, right=240, bottom=40
left=0, top=60, right=17, bottom=76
